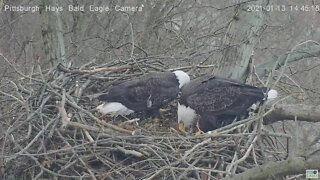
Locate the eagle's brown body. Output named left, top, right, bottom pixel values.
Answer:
left=179, top=75, right=267, bottom=132
left=97, top=71, right=189, bottom=117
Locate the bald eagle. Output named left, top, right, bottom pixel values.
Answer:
left=96, top=71, right=190, bottom=118
left=178, top=75, right=278, bottom=132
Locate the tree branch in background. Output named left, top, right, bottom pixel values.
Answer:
left=265, top=104, right=320, bottom=124
left=256, top=44, right=320, bottom=78
left=223, top=156, right=320, bottom=180
left=57, top=63, right=131, bottom=74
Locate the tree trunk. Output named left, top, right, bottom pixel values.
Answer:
left=214, top=0, right=265, bottom=82
left=40, top=0, right=67, bottom=70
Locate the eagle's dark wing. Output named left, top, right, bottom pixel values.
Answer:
left=183, top=76, right=265, bottom=116
left=144, top=76, right=180, bottom=109
left=98, top=72, right=179, bottom=112
left=180, top=75, right=241, bottom=96
left=186, top=85, right=240, bottom=113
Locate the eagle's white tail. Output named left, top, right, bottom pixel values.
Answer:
left=96, top=102, right=134, bottom=116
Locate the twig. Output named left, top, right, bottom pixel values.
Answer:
left=0, top=53, right=42, bottom=82
left=56, top=89, right=70, bottom=128
left=57, top=64, right=131, bottom=74
left=169, top=64, right=215, bottom=71
left=7, top=118, right=56, bottom=161
left=9, top=135, right=81, bottom=178
left=115, top=145, right=144, bottom=158
left=0, top=89, right=26, bottom=106
left=233, top=136, right=258, bottom=165
left=182, top=138, right=211, bottom=160
left=50, top=89, right=133, bottom=134
left=56, top=131, right=97, bottom=180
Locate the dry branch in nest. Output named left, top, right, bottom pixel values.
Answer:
left=0, top=57, right=316, bottom=179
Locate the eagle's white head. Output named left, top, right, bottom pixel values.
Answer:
left=265, top=89, right=278, bottom=106
left=177, top=102, right=197, bottom=128
left=173, top=70, right=190, bottom=88
left=250, top=89, right=278, bottom=111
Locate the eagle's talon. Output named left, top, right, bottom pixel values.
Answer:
left=194, top=130, right=203, bottom=136
left=178, top=122, right=186, bottom=133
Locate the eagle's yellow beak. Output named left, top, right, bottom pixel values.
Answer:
left=178, top=122, right=185, bottom=132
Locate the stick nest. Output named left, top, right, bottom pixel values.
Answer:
left=0, top=58, right=289, bottom=180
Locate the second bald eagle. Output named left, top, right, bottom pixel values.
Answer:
left=178, top=75, right=278, bottom=132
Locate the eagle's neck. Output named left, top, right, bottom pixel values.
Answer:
left=177, top=103, right=197, bottom=128
left=173, top=70, right=190, bottom=88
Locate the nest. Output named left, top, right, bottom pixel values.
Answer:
left=0, top=58, right=289, bottom=180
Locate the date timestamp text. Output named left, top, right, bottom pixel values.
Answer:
left=247, top=5, right=320, bottom=12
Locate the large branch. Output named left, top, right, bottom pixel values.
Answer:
left=256, top=44, right=320, bottom=78
left=265, top=104, right=320, bottom=124
left=223, top=156, right=320, bottom=180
